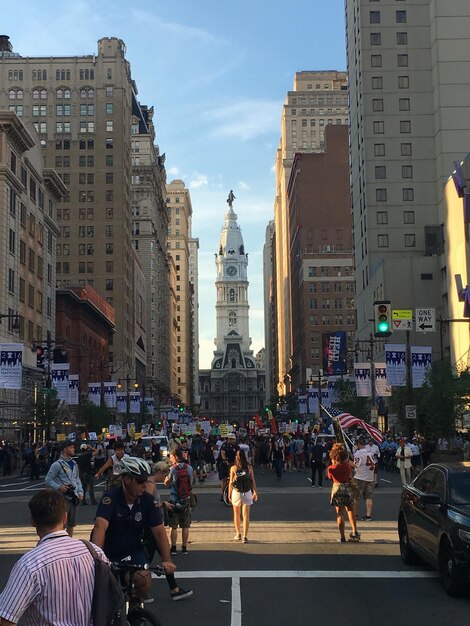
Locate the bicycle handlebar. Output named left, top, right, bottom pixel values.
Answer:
left=111, top=560, right=166, bottom=577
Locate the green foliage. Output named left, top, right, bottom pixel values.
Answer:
left=80, top=400, right=113, bottom=434
left=37, top=387, right=60, bottom=439
left=332, top=379, right=372, bottom=421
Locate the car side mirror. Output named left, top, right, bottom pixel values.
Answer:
left=420, top=492, right=441, bottom=505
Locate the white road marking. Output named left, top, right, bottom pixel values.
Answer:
left=380, top=478, right=392, bottom=484
left=153, top=569, right=438, bottom=580
left=231, top=576, right=242, bottom=626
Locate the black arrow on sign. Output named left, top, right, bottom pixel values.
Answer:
left=418, top=322, right=433, bottom=331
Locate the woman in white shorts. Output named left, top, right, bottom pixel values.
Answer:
left=228, top=449, right=258, bottom=543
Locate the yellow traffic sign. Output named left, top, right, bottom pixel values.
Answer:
left=392, top=309, right=412, bottom=319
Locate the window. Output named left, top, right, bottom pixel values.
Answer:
left=106, top=87, right=113, bottom=97
left=378, top=234, right=389, bottom=248
left=396, top=10, right=407, bottom=23
left=377, top=211, right=388, bottom=225
left=405, top=234, right=416, bottom=247
left=375, top=166, right=386, bottom=179
left=400, top=120, right=411, bottom=133
left=399, top=98, right=410, bottom=111
left=403, top=188, right=414, bottom=201
left=105, top=173, right=113, bottom=184
left=106, top=138, right=113, bottom=149
left=105, top=226, right=113, bottom=237
left=106, top=121, right=113, bottom=132
left=374, top=143, right=385, bottom=157
left=401, top=143, right=412, bottom=156
left=106, top=155, right=113, bottom=166
left=372, top=76, right=383, bottom=90
left=370, top=11, right=381, bottom=24
left=370, top=33, right=381, bottom=45
left=376, top=188, right=387, bottom=202
left=371, top=55, right=382, bottom=67
left=106, top=243, right=113, bottom=254
left=105, top=190, right=113, bottom=201
left=373, top=121, right=384, bottom=134
left=397, top=32, right=408, bottom=45
left=402, top=165, right=413, bottom=178
left=106, top=279, right=113, bottom=290
left=9, top=229, right=15, bottom=254
left=106, top=103, right=113, bottom=114
left=404, top=211, right=415, bottom=224
left=8, top=268, right=15, bottom=293
left=398, top=76, right=409, bottom=89
left=372, top=99, right=384, bottom=112
left=397, top=54, right=409, bottom=67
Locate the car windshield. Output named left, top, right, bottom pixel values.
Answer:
left=451, top=474, right=470, bottom=505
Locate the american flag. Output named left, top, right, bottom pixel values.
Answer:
left=327, top=407, right=383, bottom=445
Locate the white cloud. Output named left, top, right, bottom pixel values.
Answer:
left=205, top=99, right=282, bottom=141
left=238, top=181, right=250, bottom=191
left=189, top=174, right=208, bottom=189
left=130, top=9, right=227, bottom=46
left=167, top=166, right=180, bottom=176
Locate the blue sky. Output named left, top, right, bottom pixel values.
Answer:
left=8, top=0, right=347, bottom=368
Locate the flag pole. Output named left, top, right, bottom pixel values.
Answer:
left=320, top=404, right=355, bottom=453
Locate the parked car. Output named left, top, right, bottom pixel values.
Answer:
left=398, top=462, right=470, bottom=596
left=140, top=435, right=169, bottom=460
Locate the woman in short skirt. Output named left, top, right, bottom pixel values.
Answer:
left=327, top=443, right=360, bottom=543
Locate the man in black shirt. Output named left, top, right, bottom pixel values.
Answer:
left=76, top=444, right=98, bottom=505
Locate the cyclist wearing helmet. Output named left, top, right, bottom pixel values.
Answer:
left=91, top=457, right=177, bottom=600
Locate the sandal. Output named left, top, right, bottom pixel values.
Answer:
left=233, top=534, right=241, bottom=541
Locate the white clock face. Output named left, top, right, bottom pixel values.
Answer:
left=226, top=265, right=237, bottom=276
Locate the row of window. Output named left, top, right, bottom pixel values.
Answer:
left=290, top=96, right=348, bottom=106
left=370, top=10, right=407, bottom=24
left=307, top=266, right=354, bottom=278
left=375, top=165, right=413, bottom=179
left=59, top=225, right=114, bottom=238
left=310, top=298, right=355, bottom=310
left=57, top=262, right=114, bottom=276
left=377, top=233, right=416, bottom=247
left=374, top=142, right=412, bottom=157
left=8, top=270, right=44, bottom=312
left=57, top=243, right=115, bottom=255
left=372, top=75, right=410, bottom=89
left=9, top=68, right=101, bottom=81
left=9, top=87, right=96, bottom=100
left=33, top=120, right=114, bottom=134
left=57, top=207, right=114, bottom=220
left=373, top=120, right=411, bottom=134
left=8, top=231, right=44, bottom=275
left=372, top=98, right=410, bottom=112
left=375, top=187, right=414, bottom=202
left=371, top=53, right=409, bottom=67
left=370, top=31, right=408, bottom=46
left=308, top=283, right=355, bottom=294
left=309, top=315, right=355, bottom=327
left=292, top=118, right=346, bottom=127
left=377, top=210, right=414, bottom=225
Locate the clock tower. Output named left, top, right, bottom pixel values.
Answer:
left=198, top=191, right=265, bottom=424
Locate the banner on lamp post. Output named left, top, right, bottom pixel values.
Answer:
left=0, top=343, right=23, bottom=390
left=68, top=374, right=79, bottom=405
left=103, top=382, right=117, bottom=408
left=116, top=391, right=127, bottom=414
left=411, top=346, right=432, bottom=388
left=354, top=363, right=371, bottom=397
left=129, top=391, right=141, bottom=414
left=88, top=383, right=101, bottom=406
left=375, top=363, right=391, bottom=397
left=51, top=364, right=70, bottom=401
left=385, top=344, right=406, bottom=387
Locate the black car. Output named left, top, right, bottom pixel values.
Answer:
left=398, top=462, right=470, bottom=596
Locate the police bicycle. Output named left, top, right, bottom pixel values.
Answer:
left=111, top=560, right=165, bottom=626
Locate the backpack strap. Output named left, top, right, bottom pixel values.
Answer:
left=81, top=539, right=99, bottom=559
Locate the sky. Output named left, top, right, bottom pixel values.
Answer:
left=8, top=0, right=347, bottom=369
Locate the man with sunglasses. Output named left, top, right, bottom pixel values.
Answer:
left=91, top=457, right=183, bottom=601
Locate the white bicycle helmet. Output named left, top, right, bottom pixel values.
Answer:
left=120, top=456, right=151, bottom=480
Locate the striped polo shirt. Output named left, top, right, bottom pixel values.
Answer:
left=0, top=530, right=106, bottom=626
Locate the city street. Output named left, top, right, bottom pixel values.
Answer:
left=0, top=468, right=469, bottom=625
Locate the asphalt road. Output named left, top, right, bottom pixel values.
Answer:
left=0, top=468, right=469, bottom=625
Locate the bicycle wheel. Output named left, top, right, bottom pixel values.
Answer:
left=127, top=606, right=162, bottom=626
left=222, top=484, right=232, bottom=507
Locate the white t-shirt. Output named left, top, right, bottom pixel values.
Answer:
left=112, top=452, right=129, bottom=475
left=367, top=443, right=380, bottom=463
left=238, top=442, right=251, bottom=463
left=354, top=447, right=376, bottom=482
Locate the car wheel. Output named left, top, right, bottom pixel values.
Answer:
left=439, top=538, right=465, bottom=597
left=398, top=515, right=419, bottom=565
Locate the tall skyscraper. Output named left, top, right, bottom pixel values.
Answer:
left=0, top=36, right=167, bottom=383
left=199, top=193, right=265, bottom=423
left=273, top=71, right=348, bottom=394
left=345, top=0, right=470, bottom=357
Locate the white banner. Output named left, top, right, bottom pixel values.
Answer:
left=51, top=363, right=69, bottom=401
left=103, top=382, right=117, bottom=408
left=385, top=344, right=406, bottom=387
left=129, top=391, right=141, bottom=414
left=321, top=388, right=331, bottom=408
left=375, top=363, right=391, bottom=397
left=298, top=395, right=307, bottom=414
left=144, top=398, right=155, bottom=416
left=355, top=363, right=371, bottom=397
left=328, top=381, right=339, bottom=405
left=0, top=343, right=23, bottom=390
left=116, top=391, right=127, bottom=414
left=68, top=374, right=79, bottom=405
left=88, top=382, right=101, bottom=406
left=412, top=346, right=432, bottom=388
left=308, top=387, right=319, bottom=414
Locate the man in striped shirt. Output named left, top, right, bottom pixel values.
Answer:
left=0, top=489, right=104, bottom=626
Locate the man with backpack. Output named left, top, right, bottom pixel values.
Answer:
left=165, top=448, right=194, bottom=554
left=190, top=432, right=206, bottom=483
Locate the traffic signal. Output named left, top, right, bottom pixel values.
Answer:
left=36, top=346, right=47, bottom=369
left=264, top=405, right=269, bottom=414
left=178, top=404, right=184, bottom=413
left=374, top=300, right=392, bottom=337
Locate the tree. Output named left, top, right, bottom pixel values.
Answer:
left=332, top=379, right=373, bottom=422
left=79, top=400, right=113, bottom=435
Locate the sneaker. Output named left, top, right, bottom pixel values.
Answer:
left=233, top=534, right=241, bottom=541
left=361, top=515, right=372, bottom=521
left=243, top=537, right=248, bottom=543
left=170, top=588, right=193, bottom=601
left=338, top=537, right=346, bottom=543
left=318, top=486, right=322, bottom=489
left=170, top=546, right=177, bottom=555
left=348, top=533, right=361, bottom=542
left=181, top=546, right=188, bottom=554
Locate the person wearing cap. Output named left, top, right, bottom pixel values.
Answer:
left=45, top=440, right=83, bottom=536
left=395, top=438, right=413, bottom=486
left=353, top=436, right=375, bottom=521
left=76, top=443, right=98, bottom=505
left=94, top=440, right=129, bottom=489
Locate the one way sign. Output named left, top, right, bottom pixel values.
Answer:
left=415, top=308, right=435, bottom=333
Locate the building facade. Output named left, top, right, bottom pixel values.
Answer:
left=273, top=71, right=348, bottom=396
left=345, top=0, right=470, bottom=359
left=0, top=36, right=147, bottom=379
left=199, top=193, right=265, bottom=424
left=287, top=126, right=355, bottom=390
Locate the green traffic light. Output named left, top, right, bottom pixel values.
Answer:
left=378, top=321, right=389, bottom=332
